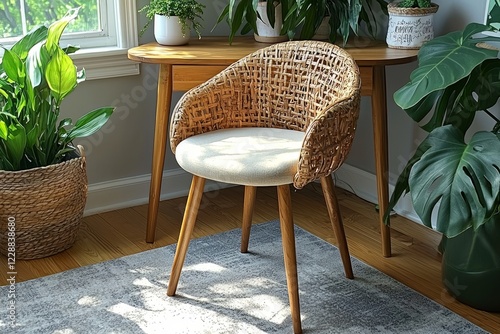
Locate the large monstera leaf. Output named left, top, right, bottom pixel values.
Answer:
left=394, top=23, right=500, bottom=135
left=409, top=126, right=500, bottom=237
left=395, top=23, right=500, bottom=110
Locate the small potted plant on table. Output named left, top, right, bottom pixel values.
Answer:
left=386, top=0, right=439, bottom=49
left=139, top=0, right=205, bottom=45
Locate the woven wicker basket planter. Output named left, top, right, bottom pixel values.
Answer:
left=0, top=146, right=87, bottom=260
left=386, top=3, right=439, bottom=49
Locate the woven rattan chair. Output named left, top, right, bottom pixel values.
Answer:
left=167, top=40, right=361, bottom=334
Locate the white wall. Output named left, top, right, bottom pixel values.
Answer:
left=74, top=0, right=495, bottom=219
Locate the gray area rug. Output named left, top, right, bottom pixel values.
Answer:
left=1, top=221, right=488, bottom=333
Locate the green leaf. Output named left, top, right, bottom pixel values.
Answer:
left=403, top=60, right=500, bottom=135
left=243, top=3, right=258, bottom=36
left=66, top=107, right=114, bottom=140
left=349, top=0, right=363, bottom=34
left=58, top=118, right=73, bottom=129
left=231, top=0, right=250, bottom=41
left=0, top=87, right=8, bottom=99
left=282, top=2, right=300, bottom=39
left=46, top=48, right=77, bottom=103
left=53, top=146, right=77, bottom=160
left=10, top=25, right=48, bottom=61
left=266, top=0, right=276, bottom=29
left=26, top=41, right=50, bottom=88
left=5, top=123, right=27, bottom=170
left=318, top=0, right=350, bottom=45
left=25, top=125, right=39, bottom=149
left=214, top=4, right=230, bottom=27
left=77, top=68, right=86, bottom=84
left=62, top=45, right=80, bottom=55
left=409, top=126, right=500, bottom=237
left=45, top=8, right=79, bottom=54
left=471, top=59, right=500, bottom=111
left=394, top=23, right=500, bottom=110
left=417, top=0, right=431, bottom=8
left=2, top=49, right=25, bottom=83
left=297, top=1, right=323, bottom=39
left=0, top=121, right=7, bottom=140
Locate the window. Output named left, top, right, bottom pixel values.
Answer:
left=0, top=0, right=138, bottom=80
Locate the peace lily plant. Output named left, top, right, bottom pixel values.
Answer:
left=0, top=8, right=114, bottom=171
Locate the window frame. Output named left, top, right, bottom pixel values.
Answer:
left=71, top=0, right=139, bottom=80
left=0, top=0, right=139, bottom=80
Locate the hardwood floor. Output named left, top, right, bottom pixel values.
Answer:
left=2, top=184, right=499, bottom=333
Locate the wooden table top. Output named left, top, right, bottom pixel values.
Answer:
left=128, top=36, right=418, bottom=67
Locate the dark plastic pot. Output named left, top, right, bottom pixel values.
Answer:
left=441, top=215, right=500, bottom=312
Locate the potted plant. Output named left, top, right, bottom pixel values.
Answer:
left=0, top=8, right=114, bottom=259
left=215, top=0, right=296, bottom=44
left=217, top=0, right=389, bottom=45
left=139, top=0, right=205, bottom=45
left=386, top=22, right=500, bottom=311
left=296, top=0, right=390, bottom=45
left=386, top=0, right=439, bottom=49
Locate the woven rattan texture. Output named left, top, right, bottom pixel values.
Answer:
left=0, top=149, right=87, bottom=259
left=387, top=3, right=439, bottom=15
left=170, top=40, right=361, bottom=189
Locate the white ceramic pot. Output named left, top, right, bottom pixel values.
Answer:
left=154, top=14, right=190, bottom=46
left=254, top=2, right=288, bottom=43
left=386, top=3, right=439, bottom=49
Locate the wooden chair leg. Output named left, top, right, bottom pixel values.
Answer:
left=320, top=176, right=354, bottom=279
left=241, top=186, right=257, bottom=253
left=167, top=175, right=206, bottom=296
left=277, top=185, right=302, bottom=334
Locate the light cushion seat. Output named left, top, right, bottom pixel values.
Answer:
left=175, top=127, right=305, bottom=186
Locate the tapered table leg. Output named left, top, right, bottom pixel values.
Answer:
left=146, top=64, right=172, bottom=243
left=372, top=66, right=392, bottom=257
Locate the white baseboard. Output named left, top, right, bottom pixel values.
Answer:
left=84, top=169, right=233, bottom=216
left=334, top=164, right=421, bottom=224
left=85, top=164, right=422, bottom=225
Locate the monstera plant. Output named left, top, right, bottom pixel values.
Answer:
left=387, top=22, right=500, bottom=311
